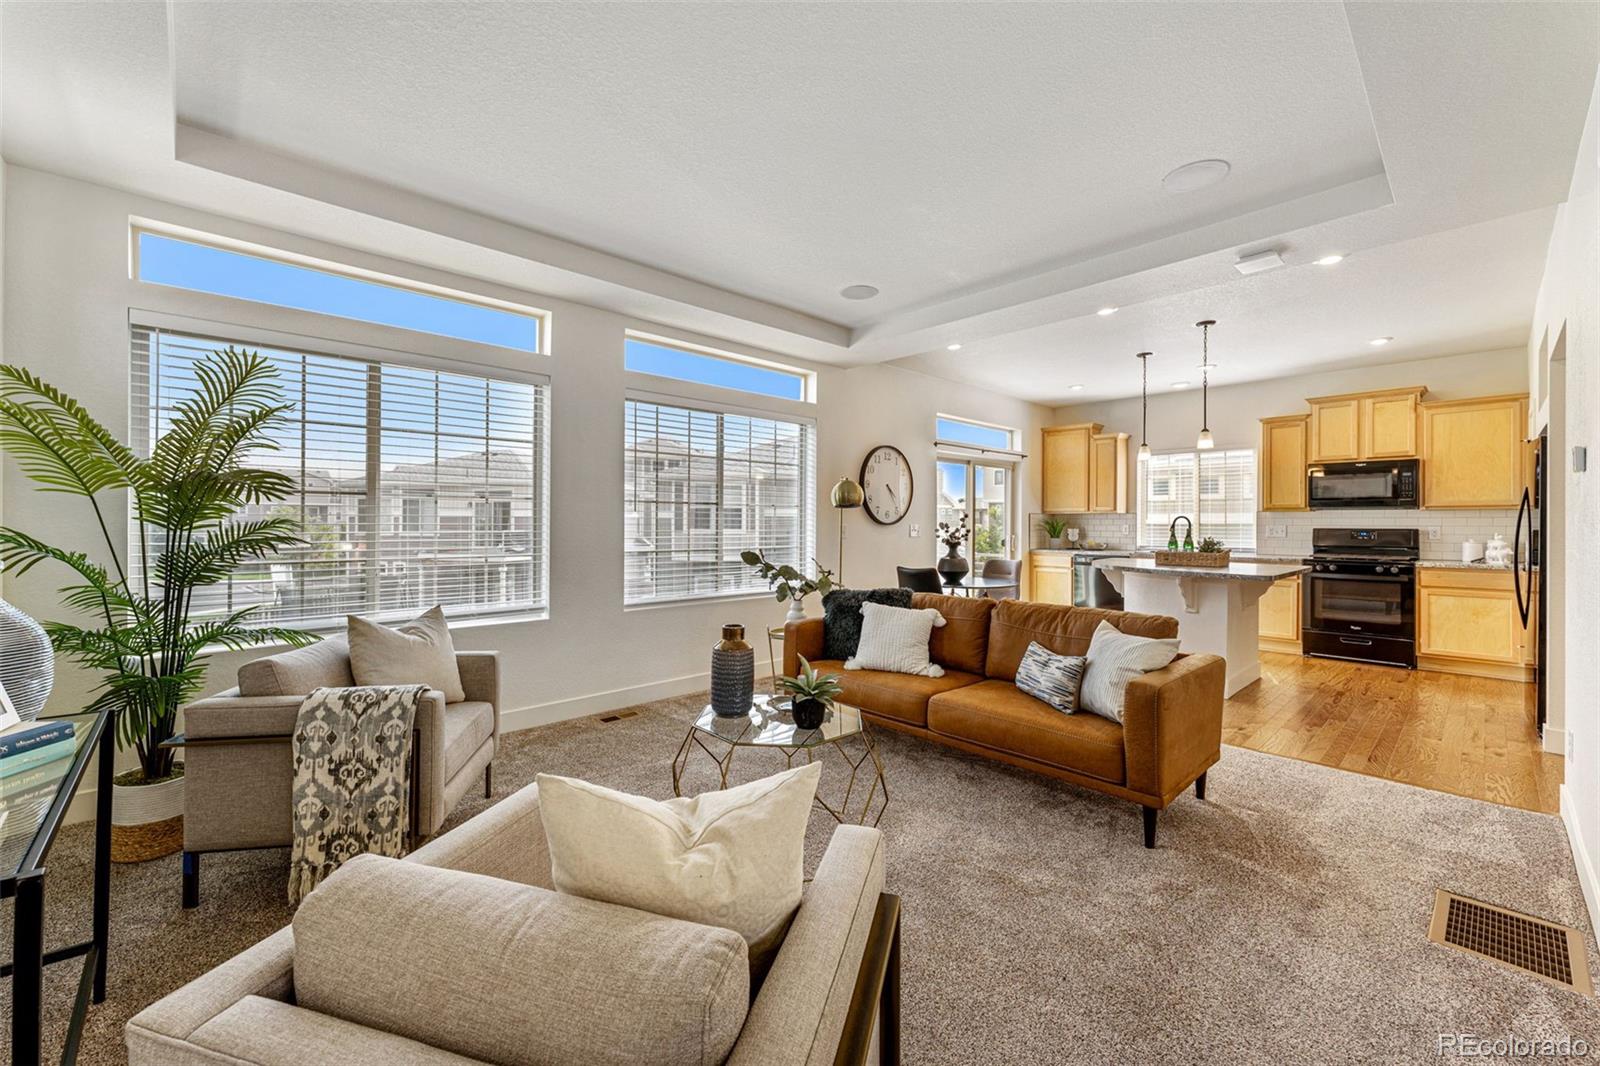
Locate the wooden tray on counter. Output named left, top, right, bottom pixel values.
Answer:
left=1153, top=549, right=1232, bottom=568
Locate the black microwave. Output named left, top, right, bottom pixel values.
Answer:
left=1307, top=459, right=1420, bottom=509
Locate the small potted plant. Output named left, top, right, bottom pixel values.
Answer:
left=777, top=655, right=843, bottom=729
left=1041, top=515, right=1068, bottom=549
left=935, top=514, right=971, bottom=584
left=740, top=549, right=834, bottom=622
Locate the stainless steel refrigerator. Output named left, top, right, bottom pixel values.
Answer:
left=1515, top=431, right=1547, bottom=735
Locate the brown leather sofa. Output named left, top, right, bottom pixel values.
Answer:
left=783, top=594, right=1225, bottom=847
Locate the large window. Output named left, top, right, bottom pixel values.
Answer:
left=935, top=415, right=1016, bottom=452
left=624, top=335, right=810, bottom=402
left=1137, top=449, right=1257, bottom=550
left=624, top=398, right=814, bottom=605
left=135, top=231, right=545, bottom=353
left=131, top=325, right=549, bottom=628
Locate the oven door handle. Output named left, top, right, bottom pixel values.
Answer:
left=1338, top=637, right=1375, bottom=646
left=1306, top=571, right=1412, bottom=582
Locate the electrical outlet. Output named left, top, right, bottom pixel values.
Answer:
left=1568, top=731, right=1575, bottom=760
left=1120, top=523, right=1131, bottom=535
left=908, top=524, right=920, bottom=538
left=1266, top=524, right=1287, bottom=539
left=1427, top=527, right=1442, bottom=541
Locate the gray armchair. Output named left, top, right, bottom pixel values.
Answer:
left=979, top=558, right=1021, bottom=599
left=177, top=636, right=499, bottom=908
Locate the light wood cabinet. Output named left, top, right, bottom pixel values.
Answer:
left=1420, top=395, right=1528, bottom=509
left=1260, top=415, right=1309, bottom=511
left=1029, top=552, right=1073, bottom=605
left=1308, top=397, right=1361, bottom=462
left=1041, top=423, right=1098, bottom=513
left=1307, top=387, right=1424, bottom=463
left=1089, top=432, right=1130, bottom=513
left=1417, top=568, right=1535, bottom=681
left=1258, top=575, right=1302, bottom=654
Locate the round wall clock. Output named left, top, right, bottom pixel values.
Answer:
left=859, top=445, right=914, bottom=525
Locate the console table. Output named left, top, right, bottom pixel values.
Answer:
left=2, top=711, right=114, bottom=1066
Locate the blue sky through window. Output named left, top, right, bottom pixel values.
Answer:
left=936, top=416, right=1013, bottom=450
left=624, top=337, right=806, bottom=401
left=137, top=233, right=541, bottom=352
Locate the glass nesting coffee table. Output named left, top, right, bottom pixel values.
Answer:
left=671, top=696, right=888, bottom=826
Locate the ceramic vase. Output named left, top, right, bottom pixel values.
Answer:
left=0, top=599, right=54, bottom=721
left=937, top=544, right=970, bottom=585
left=793, top=698, right=828, bottom=730
left=710, top=624, right=755, bottom=717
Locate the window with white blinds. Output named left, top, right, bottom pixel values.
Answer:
left=1136, top=448, right=1257, bottom=550
left=624, top=398, right=815, bottom=605
left=131, top=325, right=549, bottom=628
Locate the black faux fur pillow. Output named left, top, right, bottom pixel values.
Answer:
left=822, top=587, right=914, bottom=661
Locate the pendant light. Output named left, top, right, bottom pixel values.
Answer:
left=1195, top=319, right=1216, bottom=450
left=1136, top=351, right=1153, bottom=461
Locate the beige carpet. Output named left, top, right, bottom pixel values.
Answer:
left=6, top=692, right=1599, bottom=1064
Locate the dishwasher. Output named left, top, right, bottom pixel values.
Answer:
left=1071, top=554, right=1126, bottom=610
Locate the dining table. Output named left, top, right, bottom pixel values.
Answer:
left=940, top=574, right=1020, bottom=597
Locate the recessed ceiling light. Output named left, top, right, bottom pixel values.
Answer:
left=1196, top=362, right=1219, bottom=371
left=1370, top=336, right=1393, bottom=346
left=1315, top=254, right=1345, bottom=266
left=1162, top=158, right=1231, bottom=194
left=1171, top=381, right=1191, bottom=389
left=1068, top=384, right=1085, bottom=391
left=946, top=343, right=963, bottom=351
left=840, top=284, right=879, bottom=300
left=1097, top=306, right=1118, bottom=316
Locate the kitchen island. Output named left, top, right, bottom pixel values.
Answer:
left=1094, top=557, right=1311, bottom=696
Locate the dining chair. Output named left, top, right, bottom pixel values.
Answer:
left=979, top=558, right=1021, bottom=599
left=895, top=566, right=944, bottom=594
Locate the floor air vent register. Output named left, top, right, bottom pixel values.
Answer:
left=1429, top=890, right=1593, bottom=995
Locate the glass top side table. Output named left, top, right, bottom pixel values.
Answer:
left=672, top=696, right=888, bottom=826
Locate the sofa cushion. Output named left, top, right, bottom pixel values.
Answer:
left=808, top=659, right=983, bottom=727
left=237, top=637, right=355, bottom=697
left=183, top=996, right=479, bottom=1066
left=348, top=606, right=465, bottom=703
left=294, top=855, right=749, bottom=1066
left=846, top=602, right=947, bottom=677
left=442, top=701, right=495, bottom=777
left=911, top=592, right=994, bottom=675
left=821, top=587, right=913, bottom=661
left=928, top=680, right=1126, bottom=784
left=984, top=600, right=1179, bottom=683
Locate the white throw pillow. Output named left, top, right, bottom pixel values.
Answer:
left=845, top=601, right=947, bottom=677
left=1079, top=620, right=1180, bottom=723
left=536, top=763, right=821, bottom=950
left=347, top=605, right=465, bottom=703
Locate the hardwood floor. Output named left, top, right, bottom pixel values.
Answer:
left=1224, top=652, right=1562, bottom=814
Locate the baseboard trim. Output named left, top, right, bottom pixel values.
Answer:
left=1545, top=726, right=1568, bottom=758
left=1561, top=784, right=1599, bottom=934
left=498, top=670, right=711, bottom=733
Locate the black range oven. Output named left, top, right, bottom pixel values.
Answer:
left=1307, top=458, right=1419, bottom=509
left=1301, top=528, right=1419, bottom=669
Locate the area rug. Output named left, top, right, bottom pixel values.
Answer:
left=6, top=692, right=1598, bottom=1064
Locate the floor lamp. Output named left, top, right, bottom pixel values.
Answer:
left=830, top=476, right=864, bottom=586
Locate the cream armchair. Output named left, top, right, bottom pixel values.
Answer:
left=177, top=636, right=499, bottom=908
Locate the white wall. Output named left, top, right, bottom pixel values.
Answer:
left=0, top=164, right=1051, bottom=773
left=1530, top=68, right=1600, bottom=921
left=1049, top=347, right=1529, bottom=454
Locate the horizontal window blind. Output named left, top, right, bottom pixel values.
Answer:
left=131, top=326, right=548, bottom=629
left=1137, top=448, right=1257, bottom=550
left=625, top=398, right=815, bottom=605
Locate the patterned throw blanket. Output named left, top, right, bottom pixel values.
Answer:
left=288, top=685, right=423, bottom=905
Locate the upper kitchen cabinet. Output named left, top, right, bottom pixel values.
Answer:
left=1259, top=414, right=1309, bottom=511
left=1089, top=432, right=1130, bottom=513
left=1042, top=423, right=1097, bottom=512
left=1421, top=395, right=1529, bottom=508
left=1306, top=387, right=1425, bottom=462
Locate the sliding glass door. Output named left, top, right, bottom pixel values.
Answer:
left=936, top=459, right=1013, bottom=566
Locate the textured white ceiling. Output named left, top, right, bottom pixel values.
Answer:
left=1, top=1, right=1596, bottom=403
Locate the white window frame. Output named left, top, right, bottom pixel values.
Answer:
left=624, top=330, right=816, bottom=404
left=1135, top=447, right=1258, bottom=551
left=623, top=386, right=817, bottom=609
left=129, top=308, right=552, bottom=629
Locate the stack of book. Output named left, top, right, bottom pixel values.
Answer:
left=0, top=719, right=77, bottom=778
left=0, top=720, right=77, bottom=870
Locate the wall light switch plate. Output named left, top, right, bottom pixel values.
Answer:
left=1568, top=730, right=1575, bottom=760
left=1575, top=445, right=1588, bottom=473
left=908, top=524, right=920, bottom=538
left=1266, top=524, right=1287, bottom=539
left=1120, top=523, right=1131, bottom=535
left=1427, top=527, right=1442, bottom=541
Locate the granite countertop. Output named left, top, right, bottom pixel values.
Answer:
left=1416, top=559, right=1537, bottom=571
left=1031, top=547, right=1305, bottom=564
left=1093, top=557, right=1311, bottom=581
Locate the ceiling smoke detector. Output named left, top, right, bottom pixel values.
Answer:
left=840, top=284, right=880, bottom=300
left=1234, top=249, right=1285, bottom=275
left=1162, top=158, right=1231, bottom=193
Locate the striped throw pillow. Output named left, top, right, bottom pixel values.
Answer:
left=1014, top=641, right=1087, bottom=713
left=845, top=602, right=947, bottom=677
left=1079, top=621, right=1181, bottom=723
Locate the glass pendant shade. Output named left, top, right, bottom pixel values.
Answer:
left=1196, top=429, right=1214, bottom=450
left=1138, top=442, right=1152, bottom=461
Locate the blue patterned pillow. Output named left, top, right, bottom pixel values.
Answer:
left=1014, top=640, right=1087, bottom=713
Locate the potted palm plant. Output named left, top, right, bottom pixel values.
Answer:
left=0, top=349, right=317, bottom=861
